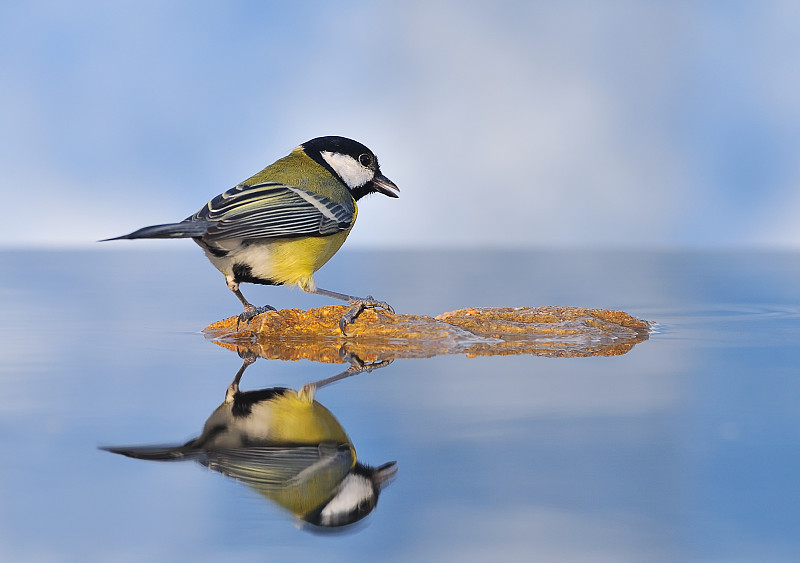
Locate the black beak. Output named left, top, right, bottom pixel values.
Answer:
left=370, top=173, right=399, bottom=198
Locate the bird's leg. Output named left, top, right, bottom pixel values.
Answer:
left=225, top=352, right=257, bottom=404
left=227, top=277, right=275, bottom=325
left=234, top=289, right=276, bottom=324
left=299, top=347, right=393, bottom=398
left=310, top=286, right=394, bottom=333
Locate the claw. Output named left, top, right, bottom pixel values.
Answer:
left=339, top=346, right=394, bottom=373
left=338, top=296, right=394, bottom=335
left=299, top=349, right=394, bottom=392
left=236, top=305, right=277, bottom=328
left=235, top=348, right=259, bottom=363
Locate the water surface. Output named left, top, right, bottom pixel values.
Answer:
left=1, top=249, right=798, bottom=561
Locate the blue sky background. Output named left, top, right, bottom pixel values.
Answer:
left=2, top=1, right=799, bottom=249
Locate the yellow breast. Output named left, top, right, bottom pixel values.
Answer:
left=268, top=203, right=358, bottom=291
left=263, top=390, right=352, bottom=445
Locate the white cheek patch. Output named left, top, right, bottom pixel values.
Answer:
left=320, top=151, right=373, bottom=189
left=319, top=474, right=373, bottom=526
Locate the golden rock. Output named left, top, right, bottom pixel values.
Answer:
left=203, top=306, right=651, bottom=363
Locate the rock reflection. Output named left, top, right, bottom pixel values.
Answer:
left=102, top=355, right=397, bottom=530
left=204, top=305, right=652, bottom=363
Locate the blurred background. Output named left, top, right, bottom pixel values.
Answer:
left=3, top=4, right=800, bottom=560
left=2, top=0, right=798, bottom=250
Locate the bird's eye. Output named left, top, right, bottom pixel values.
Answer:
left=358, top=153, right=372, bottom=167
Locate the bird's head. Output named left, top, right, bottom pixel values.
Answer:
left=301, top=136, right=399, bottom=201
left=305, top=460, right=398, bottom=528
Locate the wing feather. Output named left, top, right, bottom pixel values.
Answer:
left=199, top=443, right=353, bottom=489
left=189, top=182, right=354, bottom=241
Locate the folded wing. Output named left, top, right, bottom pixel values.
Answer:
left=189, top=182, right=355, bottom=241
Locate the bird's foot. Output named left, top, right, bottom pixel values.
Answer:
left=236, top=304, right=277, bottom=327
left=340, top=346, right=394, bottom=374
left=339, top=295, right=394, bottom=334
left=295, top=348, right=393, bottom=393
left=235, top=348, right=259, bottom=363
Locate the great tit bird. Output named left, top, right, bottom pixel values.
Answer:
left=103, top=136, right=399, bottom=331
left=102, top=357, right=397, bottom=528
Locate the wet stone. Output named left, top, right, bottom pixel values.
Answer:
left=203, top=305, right=651, bottom=363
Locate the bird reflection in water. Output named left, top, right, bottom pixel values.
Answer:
left=102, top=353, right=397, bottom=530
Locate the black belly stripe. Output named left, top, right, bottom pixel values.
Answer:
left=232, top=388, right=289, bottom=417
left=232, top=263, right=282, bottom=286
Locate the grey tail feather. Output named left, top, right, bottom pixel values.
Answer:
left=99, top=444, right=191, bottom=461
left=100, top=220, right=213, bottom=241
